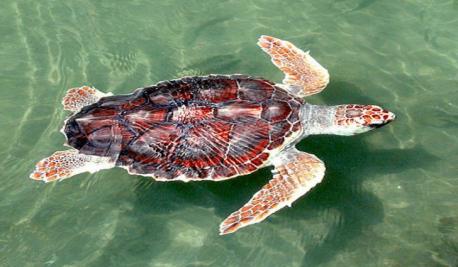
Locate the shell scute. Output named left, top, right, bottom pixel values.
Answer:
left=215, top=101, right=262, bottom=121
left=121, top=97, right=147, bottom=111
left=88, top=107, right=119, bottom=117
left=270, top=121, right=292, bottom=140
left=149, top=93, right=174, bottom=105
left=261, top=100, right=292, bottom=123
left=238, top=79, right=274, bottom=101
left=64, top=75, right=303, bottom=181
left=125, top=108, right=168, bottom=127
left=198, top=79, right=238, bottom=103
left=267, top=138, right=285, bottom=150
left=272, top=87, right=293, bottom=101
left=214, top=165, right=238, bottom=178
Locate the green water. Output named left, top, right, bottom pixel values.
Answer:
left=1, top=0, right=457, bottom=266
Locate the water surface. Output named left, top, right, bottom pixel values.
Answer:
left=1, top=0, right=457, bottom=266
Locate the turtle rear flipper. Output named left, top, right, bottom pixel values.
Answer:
left=30, top=149, right=114, bottom=182
left=257, top=35, right=329, bottom=97
left=219, top=148, right=325, bottom=235
left=62, top=86, right=112, bottom=112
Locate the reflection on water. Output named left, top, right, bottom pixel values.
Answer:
left=0, top=0, right=457, bottom=266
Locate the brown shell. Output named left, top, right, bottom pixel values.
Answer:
left=64, top=75, right=303, bottom=180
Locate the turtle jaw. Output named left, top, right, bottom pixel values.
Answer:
left=368, top=111, right=395, bottom=128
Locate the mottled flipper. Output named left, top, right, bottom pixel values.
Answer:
left=62, top=86, right=112, bottom=112
left=219, top=148, right=325, bottom=235
left=30, top=149, right=114, bottom=182
left=257, top=35, right=329, bottom=97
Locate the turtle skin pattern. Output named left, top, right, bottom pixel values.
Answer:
left=64, top=75, right=303, bottom=180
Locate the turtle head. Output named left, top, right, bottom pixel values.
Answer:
left=331, top=104, right=395, bottom=135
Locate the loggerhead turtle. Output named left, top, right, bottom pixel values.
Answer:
left=30, top=36, right=395, bottom=235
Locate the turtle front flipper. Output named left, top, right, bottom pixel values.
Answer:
left=257, top=35, right=329, bottom=97
left=62, top=86, right=112, bottom=112
left=30, top=149, right=114, bottom=182
left=219, top=148, right=325, bottom=235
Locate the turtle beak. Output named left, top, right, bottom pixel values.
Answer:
left=369, top=111, right=395, bottom=128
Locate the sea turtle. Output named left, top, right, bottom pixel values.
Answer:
left=30, top=36, right=395, bottom=235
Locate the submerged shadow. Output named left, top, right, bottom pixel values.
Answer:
left=96, top=80, right=437, bottom=265
left=288, top=81, right=433, bottom=266
left=296, top=136, right=438, bottom=266
left=295, top=80, right=437, bottom=266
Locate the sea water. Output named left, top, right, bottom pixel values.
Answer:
left=0, top=0, right=457, bottom=266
